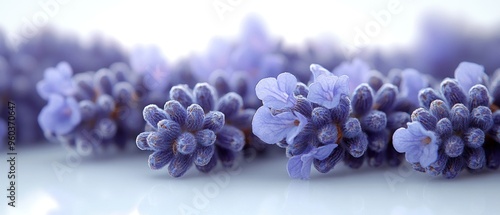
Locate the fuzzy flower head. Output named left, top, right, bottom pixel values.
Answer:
left=38, top=95, right=81, bottom=135
left=393, top=121, right=439, bottom=167
left=36, top=62, right=75, bottom=100
left=255, top=72, right=298, bottom=109
left=307, top=73, right=349, bottom=109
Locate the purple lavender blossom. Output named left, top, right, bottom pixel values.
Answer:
left=252, top=107, right=308, bottom=144
left=287, top=144, right=337, bottom=179
left=38, top=95, right=81, bottom=135
left=307, top=74, right=349, bottom=109
left=394, top=62, right=498, bottom=178
left=36, top=62, right=75, bottom=100
left=393, top=121, right=439, bottom=167
left=255, top=72, right=298, bottom=109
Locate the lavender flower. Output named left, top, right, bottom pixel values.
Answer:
left=255, top=72, right=297, bottom=109
left=36, top=62, right=75, bottom=100
left=393, top=122, right=439, bottom=167
left=394, top=62, right=498, bottom=178
left=138, top=82, right=253, bottom=176
left=253, top=65, right=363, bottom=179
left=38, top=95, right=81, bottom=136
left=287, top=144, right=336, bottom=179
left=252, top=107, right=308, bottom=144
left=307, top=74, right=349, bottom=109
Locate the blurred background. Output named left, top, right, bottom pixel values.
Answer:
left=2, top=0, right=500, bottom=145
left=2, top=1, right=500, bottom=215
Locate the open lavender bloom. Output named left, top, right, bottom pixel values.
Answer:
left=137, top=82, right=252, bottom=176
left=394, top=62, right=499, bottom=178
left=36, top=61, right=76, bottom=100
left=393, top=121, right=439, bottom=167
left=254, top=66, right=364, bottom=179
left=252, top=59, right=433, bottom=179
left=38, top=95, right=81, bottom=136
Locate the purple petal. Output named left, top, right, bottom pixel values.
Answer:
left=454, top=62, right=487, bottom=94
left=400, top=69, right=428, bottom=107
left=38, top=95, right=81, bottom=135
left=404, top=145, right=423, bottom=163
left=420, top=141, right=439, bottom=167
left=255, top=73, right=297, bottom=109
left=310, top=64, right=332, bottom=82
left=252, top=107, right=307, bottom=144
left=307, top=74, right=349, bottom=109
left=37, top=63, right=76, bottom=100
left=311, top=144, right=337, bottom=160
left=393, top=121, right=439, bottom=167
left=287, top=156, right=304, bottom=179
left=300, top=154, right=314, bottom=179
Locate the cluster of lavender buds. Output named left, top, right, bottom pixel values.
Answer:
left=136, top=83, right=255, bottom=177
left=37, top=62, right=143, bottom=153
left=0, top=28, right=127, bottom=145
left=393, top=62, right=500, bottom=178
left=252, top=58, right=430, bottom=179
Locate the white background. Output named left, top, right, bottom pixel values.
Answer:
left=1, top=0, right=500, bottom=60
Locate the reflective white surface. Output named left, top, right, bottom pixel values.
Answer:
left=3, top=144, right=500, bottom=215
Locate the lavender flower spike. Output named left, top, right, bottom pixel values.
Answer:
left=307, top=74, right=349, bottom=109
left=393, top=121, right=439, bottom=167
left=255, top=72, right=298, bottom=109
left=252, top=107, right=307, bottom=144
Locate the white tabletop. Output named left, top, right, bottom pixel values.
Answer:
left=3, top=143, right=499, bottom=215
